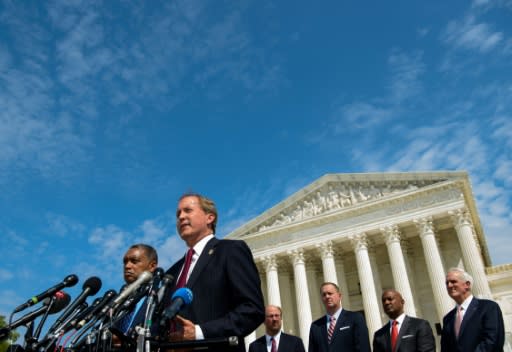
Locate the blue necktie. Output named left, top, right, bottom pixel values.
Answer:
left=119, top=309, right=135, bottom=333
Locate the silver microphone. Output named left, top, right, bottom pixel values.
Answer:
left=112, top=271, right=153, bottom=309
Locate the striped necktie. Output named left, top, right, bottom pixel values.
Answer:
left=327, top=315, right=336, bottom=343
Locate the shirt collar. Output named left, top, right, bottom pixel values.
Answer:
left=191, top=233, right=214, bottom=256
left=459, top=294, right=474, bottom=311
left=389, top=313, right=406, bottom=326
left=266, top=331, right=282, bottom=344
left=327, top=307, right=343, bottom=321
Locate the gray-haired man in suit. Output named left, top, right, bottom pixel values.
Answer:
left=441, top=267, right=504, bottom=352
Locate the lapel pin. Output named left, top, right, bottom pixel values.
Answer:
left=209, top=249, right=214, bottom=255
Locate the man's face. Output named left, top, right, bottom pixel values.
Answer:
left=264, top=306, right=282, bottom=336
left=445, top=271, right=471, bottom=304
left=321, top=284, right=342, bottom=313
left=123, top=248, right=156, bottom=284
left=176, top=196, right=215, bottom=247
left=381, top=290, right=404, bottom=319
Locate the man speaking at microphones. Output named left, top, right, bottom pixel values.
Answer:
left=161, top=193, right=264, bottom=352
left=111, top=243, right=158, bottom=343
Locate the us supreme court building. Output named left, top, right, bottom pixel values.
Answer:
left=226, top=171, right=512, bottom=350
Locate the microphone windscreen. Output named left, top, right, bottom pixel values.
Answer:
left=83, top=277, right=102, bottom=295
left=172, top=288, right=193, bottom=305
left=63, top=274, right=79, bottom=287
left=49, top=291, right=71, bottom=314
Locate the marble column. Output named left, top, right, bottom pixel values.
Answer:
left=290, top=249, right=313, bottom=346
left=415, top=217, right=453, bottom=321
left=381, top=225, right=417, bottom=316
left=368, top=246, right=384, bottom=318
left=335, top=252, right=351, bottom=308
left=264, top=255, right=282, bottom=306
left=449, top=208, right=492, bottom=298
left=317, top=241, right=338, bottom=284
left=350, top=233, right=382, bottom=336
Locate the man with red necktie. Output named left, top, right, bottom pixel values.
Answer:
left=162, top=192, right=264, bottom=352
left=248, top=305, right=305, bottom=352
left=372, top=289, right=435, bottom=352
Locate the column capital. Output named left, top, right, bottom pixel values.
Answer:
left=288, top=248, right=306, bottom=265
left=350, top=232, right=369, bottom=252
left=448, top=208, right=473, bottom=229
left=414, top=216, right=434, bottom=237
left=381, top=224, right=401, bottom=246
left=263, top=254, right=278, bottom=272
left=316, top=241, right=335, bottom=259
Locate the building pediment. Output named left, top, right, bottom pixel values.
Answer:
left=227, top=171, right=471, bottom=239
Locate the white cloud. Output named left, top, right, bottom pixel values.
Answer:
left=443, top=16, right=503, bottom=53
left=46, top=213, right=86, bottom=237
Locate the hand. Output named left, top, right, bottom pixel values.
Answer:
left=175, top=315, right=196, bottom=340
left=168, top=315, right=196, bottom=342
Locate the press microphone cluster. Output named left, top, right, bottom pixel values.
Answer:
left=5, top=269, right=187, bottom=352
left=46, top=276, right=102, bottom=336
left=13, top=274, right=78, bottom=313
left=0, top=291, right=70, bottom=340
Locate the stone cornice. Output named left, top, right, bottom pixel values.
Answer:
left=228, top=171, right=467, bottom=238
left=226, top=171, right=492, bottom=267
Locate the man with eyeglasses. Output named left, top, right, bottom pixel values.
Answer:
left=249, top=305, right=305, bottom=352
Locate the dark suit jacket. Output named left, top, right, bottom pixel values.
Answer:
left=308, top=309, right=370, bottom=352
left=248, top=332, right=306, bottom=352
left=164, top=237, right=265, bottom=352
left=441, top=297, right=505, bottom=352
left=372, top=315, right=435, bottom=352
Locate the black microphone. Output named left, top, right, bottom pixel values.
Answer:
left=3, top=292, right=70, bottom=331
left=148, top=268, right=164, bottom=296
left=13, top=274, right=78, bottom=313
left=156, top=274, right=174, bottom=305
left=143, top=268, right=164, bottom=329
left=75, top=289, right=117, bottom=328
left=159, top=288, right=193, bottom=326
left=47, top=276, right=102, bottom=335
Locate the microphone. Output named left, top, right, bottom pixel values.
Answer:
left=110, top=271, right=152, bottom=311
left=13, top=274, right=78, bottom=313
left=47, top=276, right=102, bottom=335
left=149, top=268, right=164, bottom=292
left=159, top=288, right=193, bottom=326
left=142, top=268, right=165, bottom=329
left=3, top=292, right=70, bottom=331
left=75, top=289, right=117, bottom=328
left=156, top=274, right=174, bottom=305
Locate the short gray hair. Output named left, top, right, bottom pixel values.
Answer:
left=447, top=267, right=473, bottom=286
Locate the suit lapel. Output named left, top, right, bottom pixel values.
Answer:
left=330, top=310, right=347, bottom=343
left=277, top=333, right=286, bottom=351
left=445, top=307, right=457, bottom=337
left=395, top=316, right=409, bottom=352
left=186, top=237, right=218, bottom=288
left=382, top=321, right=392, bottom=352
left=459, top=298, right=478, bottom=337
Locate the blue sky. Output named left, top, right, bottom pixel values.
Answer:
left=1, top=0, right=511, bottom=327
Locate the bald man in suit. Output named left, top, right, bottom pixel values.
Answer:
left=373, top=289, right=435, bottom=352
left=249, top=305, right=305, bottom=352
